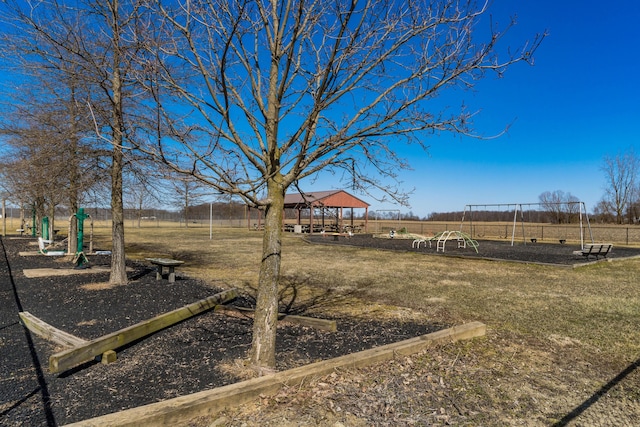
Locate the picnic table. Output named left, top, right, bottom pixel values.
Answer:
left=145, top=258, right=184, bottom=283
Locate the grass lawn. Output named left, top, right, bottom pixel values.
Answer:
left=94, top=225, right=640, bottom=425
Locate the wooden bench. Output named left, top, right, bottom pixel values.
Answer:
left=146, top=258, right=184, bottom=283
left=573, top=243, right=613, bottom=260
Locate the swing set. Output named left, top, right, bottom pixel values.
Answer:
left=460, top=202, right=594, bottom=250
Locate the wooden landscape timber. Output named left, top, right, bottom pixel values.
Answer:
left=63, top=321, right=486, bottom=427
left=213, top=305, right=338, bottom=332
left=19, top=311, right=88, bottom=348
left=18, top=251, right=69, bottom=257
left=49, top=289, right=238, bottom=374
left=23, top=266, right=114, bottom=278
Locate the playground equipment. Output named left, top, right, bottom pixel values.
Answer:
left=460, top=202, right=594, bottom=250
left=68, top=208, right=93, bottom=267
left=37, top=237, right=66, bottom=256
left=435, top=230, right=478, bottom=253
left=31, top=207, right=36, bottom=237
left=42, top=216, right=50, bottom=241
left=412, top=231, right=479, bottom=253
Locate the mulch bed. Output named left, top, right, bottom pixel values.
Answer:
left=0, top=236, right=441, bottom=426
left=305, top=233, right=640, bottom=266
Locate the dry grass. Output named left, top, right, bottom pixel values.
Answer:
left=91, top=225, right=640, bottom=425
left=79, top=281, right=119, bottom=291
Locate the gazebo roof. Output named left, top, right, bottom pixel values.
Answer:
left=283, top=190, right=369, bottom=209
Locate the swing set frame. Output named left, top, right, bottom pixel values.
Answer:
left=460, top=202, right=594, bottom=249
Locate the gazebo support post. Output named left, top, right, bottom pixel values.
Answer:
left=309, top=204, right=315, bottom=234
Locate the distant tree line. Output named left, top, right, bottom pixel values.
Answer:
left=428, top=208, right=575, bottom=224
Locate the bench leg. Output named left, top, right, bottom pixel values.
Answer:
left=155, top=265, right=163, bottom=280
left=168, top=266, right=176, bottom=283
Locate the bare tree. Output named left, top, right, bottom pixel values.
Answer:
left=592, top=199, right=613, bottom=223
left=0, top=69, right=106, bottom=249
left=0, top=102, right=85, bottom=236
left=124, top=174, right=162, bottom=228
left=138, top=0, right=545, bottom=370
left=167, top=175, right=209, bottom=227
left=629, top=185, right=640, bottom=224
left=600, top=149, right=638, bottom=224
left=538, top=190, right=580, bottom=223
left=1, top=0, right=153, bottom=284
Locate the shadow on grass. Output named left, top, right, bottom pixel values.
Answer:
left=552, top=356, right=640, bottom=426
left=239, top=273, right=367, bottom=317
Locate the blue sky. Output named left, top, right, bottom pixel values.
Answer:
left=312, top=1, right=640, bottom=217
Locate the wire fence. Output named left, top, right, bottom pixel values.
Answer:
left=6, top=214, right=640, bottom=247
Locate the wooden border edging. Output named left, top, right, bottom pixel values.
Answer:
left=50, top=289, right=238, bottom=374
left=19, top=312, right=88, bottom=347
left=63, top=321, right=486, bottom=427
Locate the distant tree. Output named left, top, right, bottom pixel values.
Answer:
left=401, top=211, right=421, bottom=221
left=625, top=184, right=640, bottom=224
left=428, top=211, right=464, bottom=222
left=124, top=174, right=162, bottom=228
left=592, top=199, right=614, bottom=223
left=0, top=109, right=78, bottom=237
left=538, top=190, right=580, bottom=223
left=600, top=149, right=639, bottom=224
left=169, top=176, right=209, bottom=227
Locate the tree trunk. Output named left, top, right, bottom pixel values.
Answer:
left=109, top=19, right=127, bottom=285
left=249, top=182, right=285, bottom=371
left=110, top=142, right=127, bottom=284
left=34, top=197, right=45, bottom=236
left=68, top=203, right=79, bottom=254
left=48, top=205, right=55, bottom=240
left=67, top=83, right=79, bottom=254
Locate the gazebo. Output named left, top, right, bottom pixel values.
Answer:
left=283, top=189, right=369, bottom=233
left=247, top=189, right=369, bottom=233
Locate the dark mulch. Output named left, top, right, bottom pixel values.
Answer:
left=0, top=236, right=441, bottom=426
left=305, top=233, right=640, bottom=266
